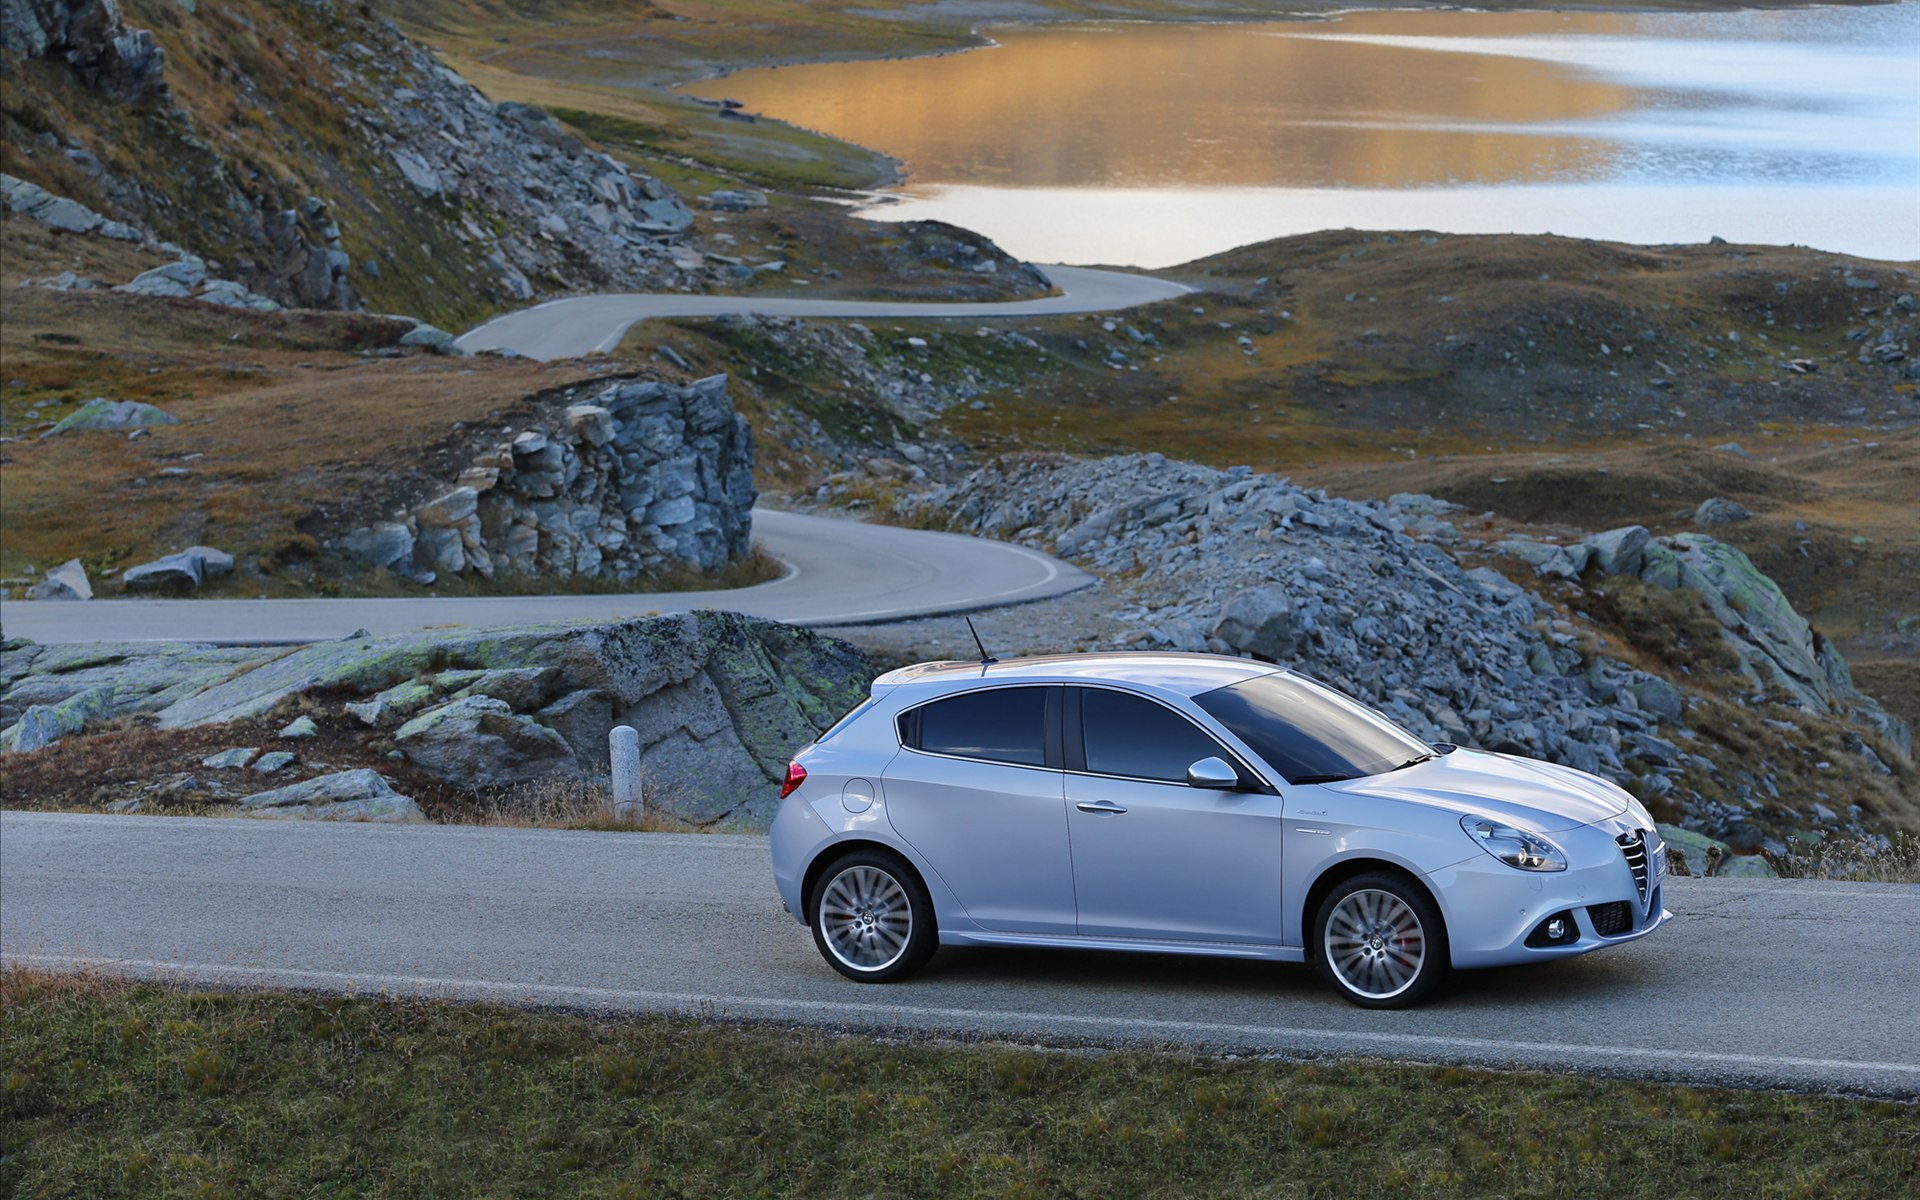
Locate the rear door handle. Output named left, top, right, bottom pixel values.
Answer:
left=1075, top=800, right=1128, bottom=815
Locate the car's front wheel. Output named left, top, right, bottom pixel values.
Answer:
left=809, top=850, right=936, bottom=983
left=1313, top=872, right=1448, bottom=1008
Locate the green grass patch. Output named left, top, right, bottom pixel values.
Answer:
left=4, top=969, right=1913, bottom=1198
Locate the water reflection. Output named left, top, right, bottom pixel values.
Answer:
left=687, top=6, right=1920, bottom=263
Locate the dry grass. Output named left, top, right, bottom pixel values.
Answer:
left=470, top=774, right=709, bottom=833
left=1771, top=834, right=1920, bottom=884
left=0, top=283, right=779, bottom=596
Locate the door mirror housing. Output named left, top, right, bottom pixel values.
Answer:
left=1186, top=756, right=1240, bottom=790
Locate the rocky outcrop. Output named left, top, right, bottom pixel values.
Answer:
left=0, top=0, right=166, bottom=102
left=29, top=559, right=91, bottom=600
left=339, top=375, right=756, bottom=583
left=121, top=545, right=233, bottom=591
left=43, top=397, right=176, bottom=435
left=394, top=695, right=579, bottom=790
left=1, top=613, right=872, bottom=827
left=1501, top=526, right=1908, bottom=756
left=902, top=453, right=1912, bottom=847
left=237, top=769, right=424, bottom=822
left=2, top=0, right=700, bottom=321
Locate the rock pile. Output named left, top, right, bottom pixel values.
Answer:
left=901, top=453, right=1909, bottom=845
left=337, top=375, right=756, bottom=584
left=1, top=612, right=872, bottom=827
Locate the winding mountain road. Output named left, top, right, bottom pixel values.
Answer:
left=0, top=509, right=1091, bottom=644
left=5, top=267, right=1189, bottom=644
left=5, top=812, right=1916, bottom=1097
left=454, top=264, right=1193, bottom=359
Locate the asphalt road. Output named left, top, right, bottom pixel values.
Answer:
left=0, top=509, right=1091, bottom=644
left=5, top=811, right=1915, bottom=1097
left=454, top=265, right=1194, bottom=360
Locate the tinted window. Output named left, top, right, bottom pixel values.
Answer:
left=1081, top=688, right=1230, bottom=783
left=912, top=687, right=1048, bottom=766
left=1194, top=672, right=1430, bottom=785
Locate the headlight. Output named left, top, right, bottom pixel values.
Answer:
left=1460, top=814, right=1568, bottom=872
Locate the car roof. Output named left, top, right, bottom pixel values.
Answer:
left=872, top=652, right=1280, bottom=698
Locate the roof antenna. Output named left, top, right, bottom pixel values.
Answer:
left=966, top=616, right=999, bottom=666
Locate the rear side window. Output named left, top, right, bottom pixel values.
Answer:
left=903, top=687, right=1050, bottom=767
left=1080, top=688, right=1232, bottom=783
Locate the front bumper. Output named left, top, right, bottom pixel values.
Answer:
left=1427, top=824, right=1669, bottom=969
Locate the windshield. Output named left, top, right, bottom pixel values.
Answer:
left=1193, top=672, right=1432, bottom=785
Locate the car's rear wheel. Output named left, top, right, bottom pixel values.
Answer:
left=1313, top=872, right=1448, bottom=1009
left=809, top=850, right=936, bottom=983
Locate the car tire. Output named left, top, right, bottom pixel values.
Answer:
left=808, top=849, right=937, bottom=983
left=1312, top=871, right=1449, bottom=1009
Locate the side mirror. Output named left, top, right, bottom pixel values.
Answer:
left=1186, top=756, right=1240, bottom=790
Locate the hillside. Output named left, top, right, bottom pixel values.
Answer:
left=2, top=0, right=704, bottom=328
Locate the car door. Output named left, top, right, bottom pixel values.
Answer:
left=1065, top=686, right=1285, bottom=944
left=883, top=684, right=1075, bottom=934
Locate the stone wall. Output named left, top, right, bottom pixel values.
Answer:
left=338, top=375, right=756, bottom=584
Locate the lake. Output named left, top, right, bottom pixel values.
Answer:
left=687, top=5, right=1920, bottom=266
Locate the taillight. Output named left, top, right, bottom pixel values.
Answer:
left=780, top=760, right=807, bottom=799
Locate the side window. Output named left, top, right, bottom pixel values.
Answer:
left=906, top=687, right=1050, bottom=767
left=1081, top=688, right=1231, bottom=784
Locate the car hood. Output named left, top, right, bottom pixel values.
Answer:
left=1315, top=748, right=1629, bottom=832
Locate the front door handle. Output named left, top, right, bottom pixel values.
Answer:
left=1075, top=800, right=1128, bottom=815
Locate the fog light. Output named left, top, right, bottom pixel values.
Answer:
left=1546, top=917, right=1567, bottom=940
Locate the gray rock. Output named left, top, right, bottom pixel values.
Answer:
left=30, top=559, right=92, bottom=601
left=278, top=715, right=319, bottom=740
left=253, top=750, right=298, bottom=774
left=45, top=398, right=178, bottom=435
left=1694, top=497, right=1752, bottom=525
left=390, top=148, right=443, bottom=197
left=338, top=523, right=415, bottom=572
left=394, top=695, right=579, bottom=789
left=707, top=189, right=768, bottom=212
left=1585, top=526, right=1650, bottom=577
left=399, top=323, right=458, bottom=353
left=0, top=685, right=115, bottom=753
left=1211, top=587, right=1306, bottom=662
left=201, top=747, right=258, bottom=769
left=239, top=769, right=424, bottom=822
left=121, top=546, right=234, bottom=591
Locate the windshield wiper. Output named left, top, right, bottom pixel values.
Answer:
left=1392, top=753, right=1437, bottom=771
left=1291, top=773, right=1357, bottom=785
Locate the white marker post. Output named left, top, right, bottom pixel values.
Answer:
left=609, top=725, right=642, bottom=824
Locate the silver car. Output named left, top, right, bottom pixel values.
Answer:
left=769, top=652, right=1668, bottom=1008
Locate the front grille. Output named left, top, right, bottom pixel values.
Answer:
left=1588, top=901, right=1633, bottom=937
left=1619, top=831, right=1651, bottom=909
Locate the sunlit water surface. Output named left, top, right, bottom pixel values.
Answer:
left=687, top=5, right=1920, bottom=265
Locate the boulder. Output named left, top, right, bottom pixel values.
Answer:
left=45, top=398, right=178, bottom=436
left=1694, top=497, right=1752, bottom=525
left=278, top=715, right=319, bottom=740
left=239, top=769, right=424, bottom=822
left=394, top=695, right=579, bottom=789
left=399, top=323, right=458, bottom=353
left=1585, top=525, right=1650, bottom=578
left=30, top=559, right=92, bottom=601
left=707, top=189, right=768, bottom=212
left=201, top=747, right=257, bottom=769
left=121, top=545, right=234, bottom=590
left=0, top=684, right=115, bottom=752
left=1211, top=586, right=1307, bottom=662
left=337, top=523, right=415, bottom=572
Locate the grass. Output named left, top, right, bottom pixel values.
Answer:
left=1771, top=834, right=1920, bottom=884
left=4, top=967, right=1914, bottom=1199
